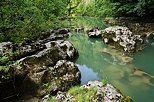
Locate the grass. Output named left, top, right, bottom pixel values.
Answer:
left=67, top=86, right=98, bottom=102
left=48, top=86, right=98, bottom=102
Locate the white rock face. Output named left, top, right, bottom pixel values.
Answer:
left=87, top=28, right=102, bottom=37
left=102, top=27, right=143, bottom=53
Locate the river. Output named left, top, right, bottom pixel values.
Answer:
left=67, top=30, right=154, bottom=102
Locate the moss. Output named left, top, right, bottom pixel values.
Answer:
left=116, top=88, right=133, bottom=102
left=47, top=96, right=56, bottom=102
left=101, top=80, right=108, bottom=86
left=120, top=96, right=133, bottom=102
left=68, top=86, right=98, bottom=102
left=43, top=83, right=57, bottom=94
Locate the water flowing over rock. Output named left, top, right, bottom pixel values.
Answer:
left=102, top=27, right=144, bottom=53
left=50, top=81, right=132, bottom=102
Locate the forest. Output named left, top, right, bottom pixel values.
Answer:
left=0, top=0, right=154, bottom=43
left=0, top=0, right=154, bottom=102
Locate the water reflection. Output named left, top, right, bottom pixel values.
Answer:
left=77, top=64, right=99, bottom=85
left=68, top=32, right=154, bottom=102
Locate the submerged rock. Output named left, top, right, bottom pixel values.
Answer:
left=102, top=27, right=144, bottom=53
left=100, top=48, right=133, bottom=63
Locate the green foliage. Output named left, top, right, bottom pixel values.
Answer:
left=47, top=96, right=56, bottom=102
left=0, top=65, right=14, bottom=80
left=70, top=0, right=154, bottom=17
left=43, top=83, right=57, bottom=94
left=72, top=16, right=108, bottom=30
left=120, top=96, right=133, bottom=102
left=0, top=0, right=69, bottom=43
left=0, top=56, right=9, bottom=64
left=48, top=86, right=98, bottom=102
left=68, top=86, right=98, bottom=102
left=101, top=80, right=108, bottom=86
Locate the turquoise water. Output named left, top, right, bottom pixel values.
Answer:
left=68, top=32, right=154, bottom=102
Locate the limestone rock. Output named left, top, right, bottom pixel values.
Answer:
left=15, top=40, right=78, bottom=76
left=22, top=60, right=80, bottom=96
left=14, top=42, right=46, bottom=59
left=0, top=42, right=13, bottom=57
left=87, top=28, right=102, bottom=38
left=0, top=42, right=46, bottom=65
left=14, top=40, right=79, bottom=96
left=49, top=80, right=132, bottom=102
left=102, top=27, right=144, bottom=53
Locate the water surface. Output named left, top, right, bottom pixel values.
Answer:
left=68, top=32, right=154, bottom=102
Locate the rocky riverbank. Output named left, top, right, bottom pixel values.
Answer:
left=85, top=17, right=154, bottom=54
left=0, top=27, right=133, bottom=102
left=0, top=28, right=80, bottom=101
left=104, top=17, right=154, bottom=40
left=46, top=81, right=132, bottom=102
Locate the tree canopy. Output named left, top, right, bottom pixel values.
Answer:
left=0, top=0, right=69, bottom=43
left=0, top=0, right=153, bottom=43
left=69, top=0, right=154, bottom=17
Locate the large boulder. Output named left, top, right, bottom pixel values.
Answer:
left=15, top=60, right=80, bottom=97
left=14, top=40, right=79, bottom=96
left=102, top=27, right=144, bottom=53
left=0, top=42, right=46, bottom=65
left=14, top=42, right=46, bottom=59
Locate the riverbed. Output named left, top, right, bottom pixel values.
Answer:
left=68, top=31, right=154, bottom=102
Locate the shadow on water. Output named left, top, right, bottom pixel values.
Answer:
left=68, top=32, right=154, bottom=102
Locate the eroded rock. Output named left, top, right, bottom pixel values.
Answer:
left=0, top=42, right=13, bottom=57
left=87, top=28, right=102, bottom=38
left=102, top=27, right=144, bottom=53
left=49, top=81, right=132, bottom=102
left=14, top=40, right=79, bottom=96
